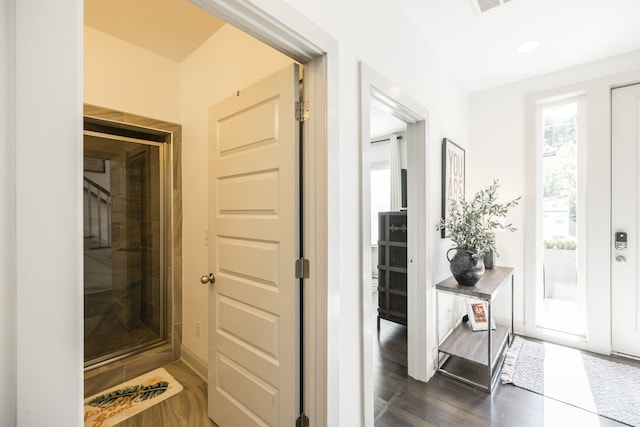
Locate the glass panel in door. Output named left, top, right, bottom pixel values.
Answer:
left=83, top=133, right=165, bottom=366
left=539, top=101, right=585, bottom=336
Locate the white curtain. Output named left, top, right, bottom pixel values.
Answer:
left=389, top=133, right=403, bottom=211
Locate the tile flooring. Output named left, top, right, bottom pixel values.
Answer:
left=113, top=360, right=215, bottom=427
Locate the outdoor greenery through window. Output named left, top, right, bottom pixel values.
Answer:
left=540, top=101, right=583, bottom=334
left=543, top=103, right=577, bottom=241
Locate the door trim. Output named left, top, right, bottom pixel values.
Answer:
left=524, top=91, right=594, bottom=350
left=359, top=62, right=431, bottom=426
left=519, top=72, right=640, bottom=356
left=189, top=1, right=337, bottom=424
left=611, top=83, right=640, bottom=359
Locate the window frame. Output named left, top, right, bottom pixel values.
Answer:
left=527, top=94, right=588, bottom=340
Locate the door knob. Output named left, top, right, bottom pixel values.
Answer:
left=616, top=255, right=627, bottom=264
left=200, top=273, right=215, bottom=284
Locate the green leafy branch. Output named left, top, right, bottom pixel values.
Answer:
left=437, top=180, right=520, bottom=257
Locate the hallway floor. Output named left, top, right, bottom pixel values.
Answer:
left=373, top=317, right=634, bottom=426
left=115, top=319, right=637, bottom=426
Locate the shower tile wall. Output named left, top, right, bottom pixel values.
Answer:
left=83, top=104, right=183, bottom=396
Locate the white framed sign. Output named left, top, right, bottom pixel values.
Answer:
left=441, top=138, right=465, bottom=238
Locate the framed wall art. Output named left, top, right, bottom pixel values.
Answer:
left=441, top=138, right=465, bottom=238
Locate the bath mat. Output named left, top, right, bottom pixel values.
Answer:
left=501, top=336, right=640, bottom=426
left=84, top=367, right=183, bottom=427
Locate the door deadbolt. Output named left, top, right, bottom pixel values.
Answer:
left=615, top=231, right=628, bottom=251
left=200, top=273, right=215, bottom=285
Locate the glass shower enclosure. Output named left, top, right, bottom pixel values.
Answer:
left=83, top=126, right=167, bottom=368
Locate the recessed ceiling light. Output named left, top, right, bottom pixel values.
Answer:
left=515, top=40, right=540, bottom=53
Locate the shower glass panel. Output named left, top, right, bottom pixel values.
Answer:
left=84, top=131, right=166, bottom=367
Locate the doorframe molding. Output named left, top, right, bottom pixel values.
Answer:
left=81, top=106, right=183, bottom=377
left=359, top=62, right=431, bottom=426
left=190, top=1, right=339, bottom=425
left=525, top=93, right=591, bottom=347
left=611, top=82, right=640, bottom=358
left=522, top=70, right=640, bottom=356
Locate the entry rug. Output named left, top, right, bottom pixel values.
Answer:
left=84, top=367, right=183, bottom=427
left=501, top=336, right=640, bottom=426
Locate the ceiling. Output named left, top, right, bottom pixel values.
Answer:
left=84, top=0, right=225, bottom=62
left=85, top=0, right=640, bottom=92
left=370, top=102, right=407, bottom=140
left=397, top=0, right=640, bottom=92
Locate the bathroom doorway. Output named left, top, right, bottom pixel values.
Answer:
left=83, top=118, right=170, bottom=367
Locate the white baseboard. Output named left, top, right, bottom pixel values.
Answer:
left=180, top=346, right=208, bottom=382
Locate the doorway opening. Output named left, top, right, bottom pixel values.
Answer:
left=370, top=103, right=408, bottom=324
left=83, top=0, right=332, bottom=421
left=360, top=63, right=431, bottom=426
left=83, top=117, right=171, bottom=368
left=370, top=102, right=409, bottom=421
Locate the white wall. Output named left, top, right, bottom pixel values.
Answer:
left=279, top=1, right=469, bottom=424
left=179, top=24, right=292, bottom=363
left=13, top=1, right=640, bottom=425
left=16, top=0, right=468, bottom=425
left=1, top=1, right=16, bottom=426
left=470, top=51, right=640, bottom=350
left=15, top=0, right=83, bottom=425
left=84, top=26, right=181, bottom=124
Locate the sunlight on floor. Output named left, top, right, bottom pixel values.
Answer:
left=542, top=341, right=600, bottom=426
left=544, top=398, right=604, bottom=426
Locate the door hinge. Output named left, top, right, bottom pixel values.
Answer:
left=296, top=413, right=309, bottom=427
left=295, top=101, right=309, bottom=122
left=295, top=258, right=310, bottom=279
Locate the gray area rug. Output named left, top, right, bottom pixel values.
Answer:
left=501, top=336, right=640, bottom=426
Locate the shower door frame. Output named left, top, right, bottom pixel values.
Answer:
left=83, top=117, right=172, bottom=369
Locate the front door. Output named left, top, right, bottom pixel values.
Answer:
left=207, top=64, right=300, bottom=426
left=612, top=83, right=640, bottom=358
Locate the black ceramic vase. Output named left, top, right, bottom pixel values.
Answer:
left=446, top=248, right=485, bottom=286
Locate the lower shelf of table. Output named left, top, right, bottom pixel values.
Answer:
left=438, top=352, right=507, bottom=392
left=439, top=322, right=510, bottom=367
left=437, top=322, right=511, bottom=393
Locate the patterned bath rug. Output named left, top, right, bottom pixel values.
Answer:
left=501, top=336, right=640, bottom=427
left=84, top=367, right=183, bottom=427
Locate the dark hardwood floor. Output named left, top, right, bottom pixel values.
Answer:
left=117, top=316, right=636, bottom=426
left=374, top=317, right=632, bottom=426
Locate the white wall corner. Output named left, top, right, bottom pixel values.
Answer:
left=180, top=345, right=208, bottom=382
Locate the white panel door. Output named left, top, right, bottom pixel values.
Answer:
left=612, top=83, right=640, bottom=358
left=207, top=64, right=299, bottom=426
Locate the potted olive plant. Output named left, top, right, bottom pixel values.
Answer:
left=437, top=180, right=520, bottom=286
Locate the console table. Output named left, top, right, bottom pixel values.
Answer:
left=435, top=266, right=514, bottom=393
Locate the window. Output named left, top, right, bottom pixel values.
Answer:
left=538, top=99, right=585, bottom=336
left=370, top=168, right=390, bottom=245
